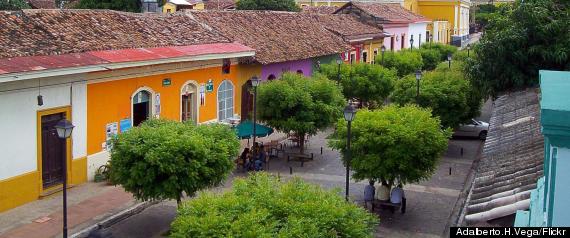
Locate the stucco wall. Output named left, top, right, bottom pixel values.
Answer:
left=383, top=25, right=409, bottom=51
left=552, top=147, right=570, bottom=226
left=260, top=59, right=313, bottom=81
left=408, top=22, right=428, bottom=48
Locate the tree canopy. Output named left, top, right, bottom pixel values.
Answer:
left=236, top=0, right=300, bottom=11
left=170, top=173, right=378, bottom=238
left=109, top=119, right=239, bottom=204
left=391, top=60, right=481, bottom=129
left=0, top=0, right=30, bottom=10
left=256, top=73, right=345, bottom=154
left=466, top=0, right=570, bottom=98
left=74, top=0, right=143, bottom=12
left=319, top=63, right=397, bottom=108
left=376, top=50, right=423, bottom=77
left=329, top=105, right=451, bottom=185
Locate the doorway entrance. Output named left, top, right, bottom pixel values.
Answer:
left=40, top=112, right=66, bottom=189
left=241, top=80, right=253, bottom=121
left=181, top=83, right=198, bottom=123
left=133, top=90, right=151, bottom=127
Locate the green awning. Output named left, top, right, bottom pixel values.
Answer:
left=235, top=120, right=274, bottom=139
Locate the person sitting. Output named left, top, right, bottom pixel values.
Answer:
left=254, top=145, right=267, bottom=171
left=375, top=180, right=391, bottom=202
left=238, top=148, right=250, bottom=171
left=390, top=184, right=405, bottom=204
left=364, top=180, right=375, bottom=210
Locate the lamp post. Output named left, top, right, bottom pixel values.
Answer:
left=336, top=59, right=342, bottom=85
left=54, top=119, right=74, bottom=238
left=251, top=76, right=261, bottom=160
left=447, top=53, right=452, bottom=69
left=467, top=44, right=471, bottom=57
left=380, top=45, right=386, bottom=66
left=410, top=37, right=414, bottom=50
left=415, top=70, right=422, bottom=102
left=343, top=104, right=356, bottom=201
left=429, top=35, right=433, bottom=47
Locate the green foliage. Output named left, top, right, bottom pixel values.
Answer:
left=74, top=0, right=143, bottom=12
left=109, top=119, right=239, bottom=202
left=418, top=48, right=441, bottom=71
left=391, top=62, right=481, bottom=129
left=0, top=0, right=30, bottom=10
left=420, top=43, right=458, bottom=62
left=319, top=63, right=397, bottom=107
left=257, top=73, right=345, bottom=153
left=377, top=49, right=423, bottom=77
left=474, top=4, right=498, bottom=29
left=328, top=105, right=451, bottom=185
left=236, top=0, right=300, bottom=11
left=170, top=173, right=378, bottom=238
left=466, top=0, right=570, bottom=98
left=451, top=49, right=473, bottom=62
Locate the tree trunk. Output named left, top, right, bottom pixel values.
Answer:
left=176, top=192, right=182, bottom=208
left=299, top=133, right=306, bottom=155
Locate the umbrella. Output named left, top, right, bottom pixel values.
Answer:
left=235, top=120, right=274, bottom=139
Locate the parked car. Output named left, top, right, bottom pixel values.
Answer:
left=453, top=119, right=489, bottom=140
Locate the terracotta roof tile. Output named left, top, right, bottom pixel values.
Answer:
left=203, top=0, right=236, bottom=10
left=463, top=89, right=544, bottom=224
left=347, top=2, right=430, bottom=23
left=301, top=5, right=338, bottom=14
left=305, top=14, right=384, bottom=41
left=189, top=11, right=351, bottom=64
left=0, top=9, right=231, bottom=59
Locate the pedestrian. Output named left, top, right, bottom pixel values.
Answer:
left=375, top=180, right=390, bottom=202
left=364, top=180, right=375, bottom=210
left=390, top=184, right=405, bottom=204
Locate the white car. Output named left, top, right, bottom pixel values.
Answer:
left=453, top=119, right=489, bottom=140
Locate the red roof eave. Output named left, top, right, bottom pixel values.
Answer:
left=0, top=43, right=254, bottom=76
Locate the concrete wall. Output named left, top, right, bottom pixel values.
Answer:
left=260, top=59, right=313, bottom=81
left=408, top=22, right=428, bottom=48
left=383, top=25, right=409, bottom=51
left=552, top=147, right=570, bottom=226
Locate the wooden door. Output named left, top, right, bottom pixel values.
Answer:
left=41, top=112, right=66, bottom=189
left=181, top=93, right=197, bottom=123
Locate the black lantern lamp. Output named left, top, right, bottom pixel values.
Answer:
left=54, top=119, right=74, bottom=238
left=415, top=70, right=422, bottom=99
left=447, top=53, right=452, bottom=69
left=380, top=45, right=386, bottom=66
left=343, top=104, right=356, bottom=201
left=410, top=37, right=414, bottom=50
left=55, top=119, right=74, bottom=139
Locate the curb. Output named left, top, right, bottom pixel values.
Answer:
left=70, top=200, right=159, bottom=238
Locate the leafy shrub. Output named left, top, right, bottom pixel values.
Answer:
left=377, top=50, right=423, bottom=77
left=418, top=48, right=442, bottom=71
left=109, top=119, right=239, bottom=203
left=421, top=43, right=458, bottom=62
left=170, top=173, right=379, bottom=237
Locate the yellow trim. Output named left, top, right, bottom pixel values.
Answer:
left=0, top=171, right=40, bottom=212
left=36, top=106, right=72, bottom=195
left=71, top=157, right=87, bottom=185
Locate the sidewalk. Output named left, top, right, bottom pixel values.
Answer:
left=0, top=183, right=138, bottom=238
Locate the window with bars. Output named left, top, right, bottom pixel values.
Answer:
left=217, top=80, right=234, bottom=121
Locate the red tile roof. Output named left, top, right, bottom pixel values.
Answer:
left=301, top=5, right=338, bottom=14
left=0, top=9, right=232, bottom=59
left=305, top=14, right=385, bottom=42
left=189, top=11, right=351, bottom=64
left=203, top=0, right=236, bottom=10
left=336, top=2, right=430, bottom=24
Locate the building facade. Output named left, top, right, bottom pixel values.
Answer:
left=515, top=70, right=570, bottom=227
left=414, top=0, right=470, bottom=46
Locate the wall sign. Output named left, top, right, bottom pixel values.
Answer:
left=162, top=78, right=171, bottom=87
left=200, top=85, right=206, bottom=106
left=105, top=122, right=118, bottom=151
left=120, top=118, right=132, bottom=133
left=206, top=80, right=214, bottom=92
left=154, top=93, right=161, bottom=117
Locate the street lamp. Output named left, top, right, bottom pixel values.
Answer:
left=54, top=119, right=74, bottom=238
left=380, top=45, right=386, bottom=66
left=343, top=104, right=356, bottom=201
left=409, top=37, right=414, bottom=50
left=415, top=70, right=422, bottom=101
left=251, top=76, right=261, bottom=161
left=447, top=53, right=452, bottom=69
left=336, top=59, right=342, bottom=84
left=429, top=34, right=433, bottom=47
left=467, top=44, right=471, bottom=57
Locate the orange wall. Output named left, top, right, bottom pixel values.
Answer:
left=87, top=64, right=240, bottom=155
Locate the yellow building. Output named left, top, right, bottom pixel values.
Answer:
left=163, top=0, right=204, bottom=13
left=407, top=0, right=470, bottom=45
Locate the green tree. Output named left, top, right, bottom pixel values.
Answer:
left=109, top=119, right=239, bottom=205
left=329, top=105, right=451, bottom=185
left=376, top=49, right=423, bottom=77
left=236, top=0, right=300, bottom=11
left=0, top=0, right=30, bottom=10
left=74, top=0, right=143, bottom=12
left=418, top=48, right=441, bottom=71
left=420, top=42, right=458, bottom=62
left=257, top=73, right=345, bottom=154
left=466, top=0, right=570, bottom=98
left=391, top=62, right=481, bottom=129
left=170, top=173, right=378, bottom=238
left=319, top=63, right=397, bottom=108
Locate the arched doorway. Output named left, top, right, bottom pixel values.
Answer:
left=181, top=82, right=198, bottom=124
left=241, top=80, right=253, bottom=121
left=132, top=90, right=152, bottom=127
